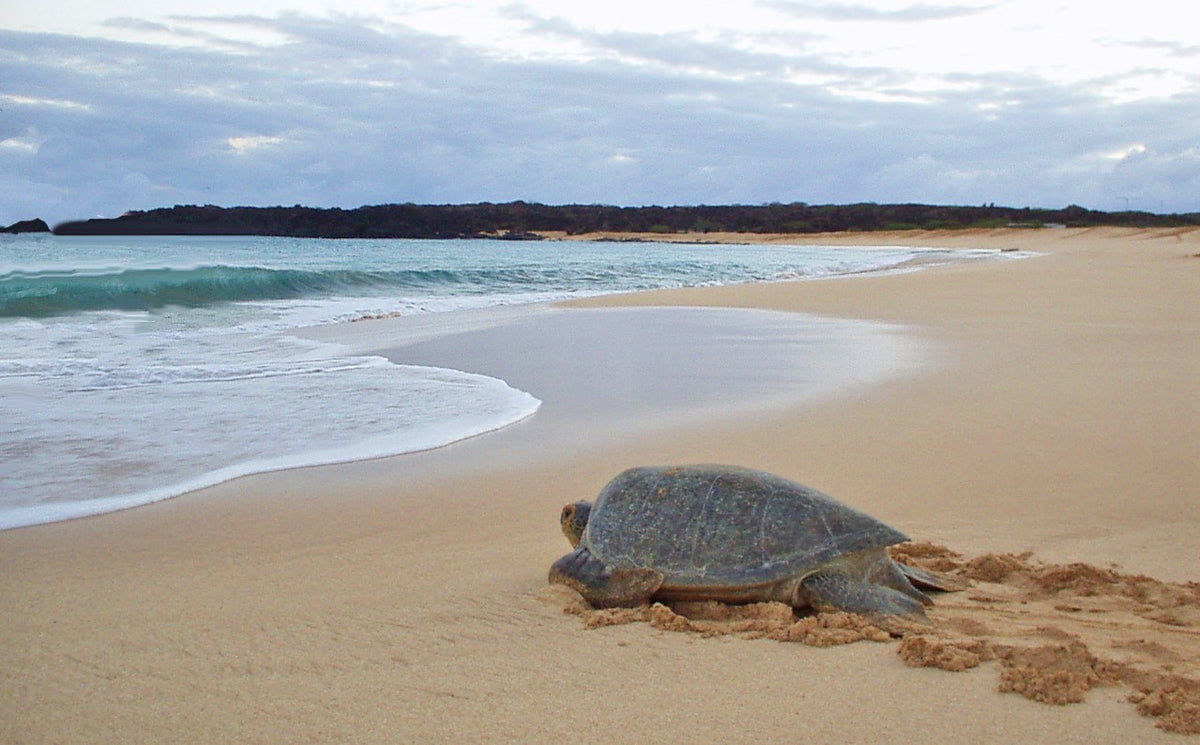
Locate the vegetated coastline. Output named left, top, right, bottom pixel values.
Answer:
left=52, top=201, right=1200, bottom=239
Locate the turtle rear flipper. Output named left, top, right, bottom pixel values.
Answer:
left=549, top=546, right=664, bottom=608
left=897, top=563, right=971, bottom=592
left=799, top=569, right=931, bottom=628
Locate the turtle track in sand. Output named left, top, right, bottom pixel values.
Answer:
left=551, top=542, right=1200, bottom=735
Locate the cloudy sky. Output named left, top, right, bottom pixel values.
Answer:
left=2, top=1, right=1197, bottom=226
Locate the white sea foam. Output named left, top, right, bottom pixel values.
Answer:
left=2, top=365, right=539, bottom=528
left=0, top=342, right=540, bottom=529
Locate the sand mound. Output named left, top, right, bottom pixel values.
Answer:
left=563, top=597, right=893, bottom=645
left=993, top=641, right=1118, bottom=704
left=556, top=542, right=1200, bottom=734
left=898, top=633, right=991, bottom=672
left=898, top=543, right=1200, bottom=733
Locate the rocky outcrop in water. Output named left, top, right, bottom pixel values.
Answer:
left=2, top=218, right=50, bottom=234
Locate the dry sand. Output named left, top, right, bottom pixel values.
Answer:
left=2, top=227, right=1198, bottom=742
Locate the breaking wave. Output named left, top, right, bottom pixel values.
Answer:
left=0, top=264, right=598, bottom=317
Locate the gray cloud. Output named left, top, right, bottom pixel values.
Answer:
left=761, top=1, right=997, bottom=23
left=0, top=11, right=1197, bottom=226
left=1110, top=37, right=1200, bottom=59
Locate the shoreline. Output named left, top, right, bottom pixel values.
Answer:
left=0, top=241, right=960, bottom=531
left=3, top=227, right=1197, bottom=742
left=540, top=224, right=1199, bottom=246
left=1, top=239, right=989, bottom=531
left=320, top=304, right=929, bottom=460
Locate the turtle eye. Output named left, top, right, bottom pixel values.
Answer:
left=561, top=505, right=575, bottom=522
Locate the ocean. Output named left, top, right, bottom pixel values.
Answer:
left=1, top=234, right=1019, bottom=529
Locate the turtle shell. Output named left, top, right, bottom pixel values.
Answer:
left=583, top=465, right=908, bottom=588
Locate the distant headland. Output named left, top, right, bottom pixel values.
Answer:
left=2, top=218, right=50, bottom=234
left=47, top=202, right=1200, bottom=239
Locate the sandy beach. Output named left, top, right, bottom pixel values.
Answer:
left=2, top=227, right=1198, bottom=742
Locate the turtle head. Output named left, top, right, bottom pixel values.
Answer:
left=560, top=501, right=592, bottom=548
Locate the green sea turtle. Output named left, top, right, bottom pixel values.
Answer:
left=549, top=464, right=959, bottom=626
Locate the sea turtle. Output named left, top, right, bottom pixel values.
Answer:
left=549, top=464, right=959, bottom=626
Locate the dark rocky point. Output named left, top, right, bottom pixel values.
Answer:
left=2, top=218, right=51, bottom=234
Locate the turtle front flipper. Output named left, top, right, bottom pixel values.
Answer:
left=549, top=546, right=664, bottom=608
left=798, top=569, right=931, bottom=630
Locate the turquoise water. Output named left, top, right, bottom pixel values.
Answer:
left=1, top=234, right=941, bottom=319
left=0, top=234, right=1011, bottom=528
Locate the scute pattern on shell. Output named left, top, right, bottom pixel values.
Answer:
left=583, top=465, right=908, bottom=588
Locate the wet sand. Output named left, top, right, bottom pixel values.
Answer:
left=2, top=227, right=1198, bottom=742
